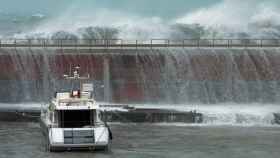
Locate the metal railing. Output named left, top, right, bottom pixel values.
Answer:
left=0, top=39, right=280, bottom=48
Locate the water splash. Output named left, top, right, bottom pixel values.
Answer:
left=133, top=103, right=280, bottom=126
left=176, top=0, right=280, bottom=38
left=1, top=0, right=280, bottom=126
left=10, top=0, right=280, bottom=39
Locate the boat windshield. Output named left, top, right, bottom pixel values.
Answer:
left=58, top=110, right=95, bottom=128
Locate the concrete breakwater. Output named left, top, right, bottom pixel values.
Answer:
left=0, top=108, right=203, bottom=123
left=101, top=108, right=203, bottom=123
left=2, top=108, right=280, bottom=125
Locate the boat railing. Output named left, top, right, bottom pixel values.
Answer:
left=57, top=98, right=95, bottom=104
left=0, top=38, right=280, bottom=48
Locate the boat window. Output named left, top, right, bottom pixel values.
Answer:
left=49, top=112, right=53, bottom=122
left=58, top=110, right=95, bottom=128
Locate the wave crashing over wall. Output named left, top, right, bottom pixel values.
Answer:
left=1, top=0, right=280, bottom=126
left=5, top=0, right=280, bottom=40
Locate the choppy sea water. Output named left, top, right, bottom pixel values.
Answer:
left=0, top=122, right=280, bottom=158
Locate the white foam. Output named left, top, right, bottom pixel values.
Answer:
left=175, top=0, right=280, bottom=34
left=31, top=13, right=46, bottom=19
left=12, top=0, right=280, bottom=39
left=14, top=8, right=169, bottom=40
left=132, top=103, right=280, bottom=126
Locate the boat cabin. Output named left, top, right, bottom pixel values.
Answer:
left=47, top=83, right=102, bottom=128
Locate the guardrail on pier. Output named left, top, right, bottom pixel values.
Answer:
left=0, top=39, right=280, bottom=48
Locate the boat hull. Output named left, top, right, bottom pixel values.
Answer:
left=40, top=118, right=110, bottom=151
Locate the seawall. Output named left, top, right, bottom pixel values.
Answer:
left=0, top=47, right=280, bottom=103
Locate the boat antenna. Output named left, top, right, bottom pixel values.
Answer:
left=63, top=65, right=90, bottom=80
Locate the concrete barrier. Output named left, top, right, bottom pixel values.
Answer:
left=0, top=108, right=203, bottom=123
left=101, top=108, right=203, bottom=123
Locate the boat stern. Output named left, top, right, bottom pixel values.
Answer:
left=47, top=127, right=110, bottom=150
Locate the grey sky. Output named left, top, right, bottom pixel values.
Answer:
left=0, top=0, right=220, bottom=18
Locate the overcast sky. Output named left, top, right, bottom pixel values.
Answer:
left=0, top=0, right=219, bottom=18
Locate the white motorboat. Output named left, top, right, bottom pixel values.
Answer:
left=40, top=66, right=112, bottom=151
